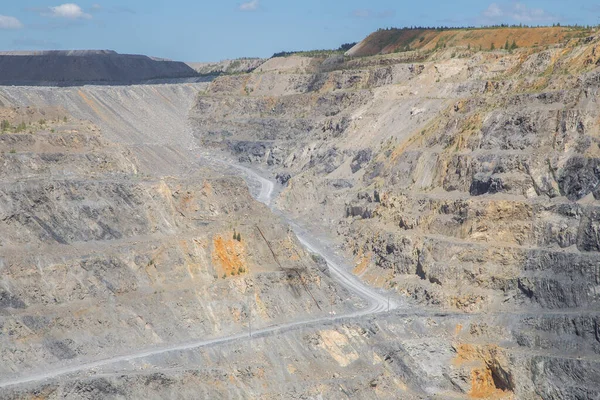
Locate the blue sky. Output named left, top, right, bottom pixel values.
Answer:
left=0, top=1, right=599, bottom=61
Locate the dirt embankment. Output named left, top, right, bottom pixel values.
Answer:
left=348, top=26, right=594, bottom=56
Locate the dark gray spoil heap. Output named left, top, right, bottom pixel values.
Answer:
left=0, top=50, right=199, bottom=86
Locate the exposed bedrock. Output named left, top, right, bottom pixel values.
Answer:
left=3, top=31, right=600, bottom=398
left=191, top=41, right=600, bottom=398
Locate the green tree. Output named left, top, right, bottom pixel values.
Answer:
left=504, top=39, right=510, bottom=50
left=490, top=42, right=496, bottom=50
left=236, top=232, right=241, bottom=242
left=510, top=40, right=518, bottom=50
left=338, top=42, right=357, bottom=51
left=1, top=120, right=10, bottom=131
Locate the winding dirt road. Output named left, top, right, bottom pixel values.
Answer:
left=0, top=154, right=398, bottom=390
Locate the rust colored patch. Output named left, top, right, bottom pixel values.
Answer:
left=353, top=251, right=371, bottom=276
left=453, top=344, right=514, bottom=399
left=470, top=367, right=507, bottom=399
left=454, top=324, right=463, bottom=336
left=454, top=343, right=482, bottom=366
left=212, top=234, right=248, bottom=278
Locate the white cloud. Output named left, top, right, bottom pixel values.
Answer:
left=239, top=0, right=259, bottom=11
left=511, top=2, right=552, bottom=22
left=480, top=2, right=554, bottom=23
left=482, top=3, right=503, bottom=19
left=0, top=15, right=23, bottom=29
left=45, top=3, right=92, bottom=19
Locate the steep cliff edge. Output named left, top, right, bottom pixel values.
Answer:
left=193, top=29, right=600, bottom=399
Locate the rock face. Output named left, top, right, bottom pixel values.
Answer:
left=193, top=31, right=600, bottom=399
left=0, top=51, right=199, bottom=85
left=186, top=58, right=266, bottom=76
left=0, top=85, right=365, bottom=398
left=4, top=30, right=600, bottom=399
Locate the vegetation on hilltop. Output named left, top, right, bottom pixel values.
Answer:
left=271, top=42, right=357, bottom=58
left=270, top=24, right=597, bottom=60
left=348, top=25, right=597, bottom=57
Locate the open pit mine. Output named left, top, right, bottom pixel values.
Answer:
left=0, top=28, right=599, bottom=399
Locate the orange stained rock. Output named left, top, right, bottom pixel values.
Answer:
left=454, top=324, right=463, bottom=336
left=470, top=367, right=510, bottom=399
left=212, top=233, right=248, bottom=278
left=453, top=343, right=479, bottom=366
left=453, top=344, right=513, bottom=399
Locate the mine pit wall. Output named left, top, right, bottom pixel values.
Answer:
left=3, top=313, right=473, bottom=400
left=0, top=84, right=205, bottom=176
left=192, top=48, right=600, bottom=398
left=0, top=81, right=473, bottom=399
left=0, top=43, right=598, bottom=396
left=0, top=82, right=368, bottom=395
